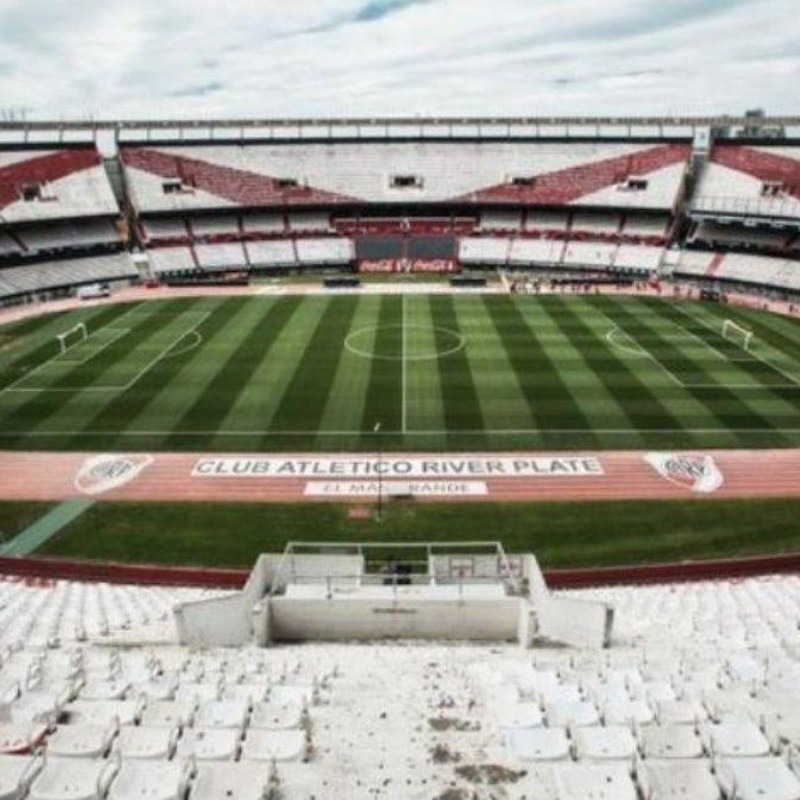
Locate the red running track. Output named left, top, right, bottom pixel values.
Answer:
left=0, top=449, right=799, bottom=504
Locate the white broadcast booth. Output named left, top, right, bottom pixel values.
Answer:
left=173, top=541, right=614, bottom=650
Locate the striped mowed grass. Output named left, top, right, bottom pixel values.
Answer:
left=1, top=293, right=800, bottom=453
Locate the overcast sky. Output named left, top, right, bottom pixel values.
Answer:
left=0, top=0, right=798, bottom=120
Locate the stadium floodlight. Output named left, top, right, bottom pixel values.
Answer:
left=722, top=319, right=754, bottom=351
left=56, top=322, right=88, bottom=354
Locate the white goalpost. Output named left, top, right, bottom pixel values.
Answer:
left=721, top=319, right=754, bottom=351
left=56, top=322, right=88, bottom=354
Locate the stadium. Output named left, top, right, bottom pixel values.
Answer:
left=1, top=110, right=800, bottom=800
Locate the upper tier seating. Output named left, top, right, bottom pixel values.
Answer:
left=524, top=211, right=570, bottom=232
left=140, top=218, right=189, bottom=243
left=188, top=215, right=239, bottom=238
left=0, top=254, right=137, bottom=299
left=0, top=148, right=119, bottom=224
left=241, top=213, right=285, bottom=235
left=121, top=142, right=690, bottom=211
left=571, top=213, right=620, bottom=235
left=693, top=145, right=800, bottom=220
left=0, top=573, right=799, bottom=798
left=481, top=210, right=523, bottom=232
left=287, top=212, right=332, bottom=233
left=621, top=215, right=670, bottom=238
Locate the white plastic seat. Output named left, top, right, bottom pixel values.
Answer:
left=268, top=685, right=315, bottom=707
left=572, top=726, right=636, bottom=760
left=716, top=756, right=800, bottom=800
left=546, top=699, right=600, bottom=727
left=172, top=684, right=219, bottom=707
left=503, top=727, right=570, bottom=761
left=7, top=692, right=67, bottom=726
left=29, top=757, right=118, bottom=800
left=194, top=700, right=248, bottom=730
left=191, top=763, right=273, bottom=800
left=114, top=727, right=177, bottom=760
left=0, top=753, right=43, bottom=800
left=0, top=722, right=49, bottom=754
left=64, top=701, right=142, bottom=728
left=554, top=762, right=638, bottom=800
left=139, top=701, right=194, bottom=730
left=706, top=715, right=771, bottom=757
left=175, top=729, right=239, bottom=762
left=130, top=678, right=177, bottom=703
left=240, top=730, right=306, bottom=762
left=106, top=760, right=191, bottom=800
left=495, top=701, right=544, bottom=729
left=656, top=699, right=708, bottom=725
left=638, top=758, right=720, bottom=800
left=638, top=725, right=705, bottom=759
left=46, top=725, right=116, bottom=759
left=79, top=681, right=130, bottom=702
left=219, top=684, right=268, bottom=704
left=249, top=702, right=303, bottom=730
left=604, top=698, right=655, bottom=726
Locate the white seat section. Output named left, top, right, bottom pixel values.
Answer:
left=716, top=756, right=800, bottom=800
left=175, top=729, right=239, bottom=762
left=173, top=684, right=220, bottom=707
left=638, top=759, right=720, bottom=800
left=113, top=726, right=177, bottom=760
left=705, top=715, right=771, bottom=757
left=190, top=763, right=273, bottom=800
left=29, top=757, right=118, bottom=800
left=194, top=700, right=248, bottom=730
left=240, top=729, right=306, bottom=762
left=249, top=702, right=303, bottom=730
left=46, top=725, right=116, bottom=759
left=269, top=685, right=315, bottom=707
left=572, top=726, right=636, bottom=760
left=503, top=727, right=571, bottom=761
left=79, top=680, right=130, bottom=702
left=106, top=760, right=191, bottom=800
left=243, top=240, right=296, bottom=268
left=638, top=724, right=705, bottom=759
left=0, top=753, right=43, bottom=800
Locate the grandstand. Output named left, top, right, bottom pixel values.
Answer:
left=2, top=114, right=800, bottom=799
left=0, top=115, right=798, bottom=296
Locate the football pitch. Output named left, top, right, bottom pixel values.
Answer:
left=1, top=293, right=800, bottom=452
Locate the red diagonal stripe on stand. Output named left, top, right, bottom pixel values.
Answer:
left=121, top=147, right=357, bottom=207
left=0, top=149, right=101, bottom=212
left=712, top=145, right=800, bottom=201
left=455, top=143, right=690, bottom=204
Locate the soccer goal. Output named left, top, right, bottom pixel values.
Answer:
left=722, top=319, right=754, bottom=350
left=56, top=322, right=88, bottom=354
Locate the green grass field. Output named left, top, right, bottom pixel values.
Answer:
left=2, top=293, right=800, bottom=452
left=33, top=498, right=800, bottom=569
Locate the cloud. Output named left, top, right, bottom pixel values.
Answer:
left=0, top=0, right=797, bottom=120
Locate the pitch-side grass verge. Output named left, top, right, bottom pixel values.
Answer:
left=37, top=498, right=800, bottom=570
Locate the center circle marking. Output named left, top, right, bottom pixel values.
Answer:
left=344, top=324, right=465, bottom=362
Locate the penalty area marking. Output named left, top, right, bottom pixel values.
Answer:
left=604, top=325, right=800, bottom=390
left=1, top=311, right=210, bottom=395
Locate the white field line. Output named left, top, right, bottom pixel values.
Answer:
left=2, top=312, right=210, bottom=394
left=4, top=427, right=800, bottom=437
left=401, top=294, right=407, bottom=434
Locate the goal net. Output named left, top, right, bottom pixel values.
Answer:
left=722, top=319, right=754, bottom=351
left=56, top=322, right=88, bottom=354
